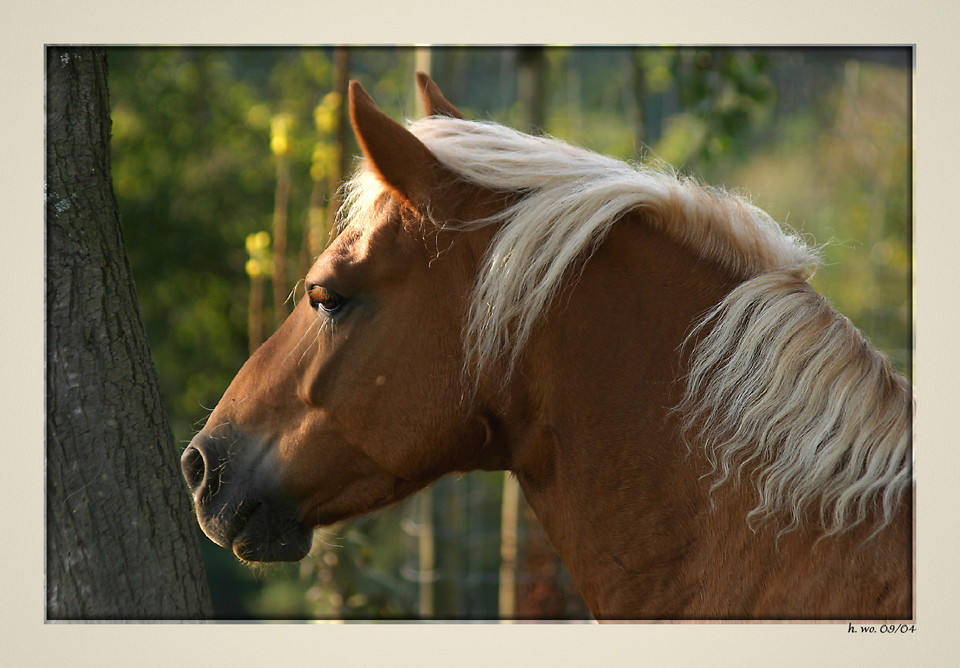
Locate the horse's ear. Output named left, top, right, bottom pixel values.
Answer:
left=349, top=80, right=438, bottom=212
left=416, top=72, right=465, bottom=119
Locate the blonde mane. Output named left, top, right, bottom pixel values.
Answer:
left=677, top=271, right=912, bottom=534
left=339, top=115, right=912, bottom=533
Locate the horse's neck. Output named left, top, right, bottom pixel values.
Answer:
left=678, top=483, right=912, bottom=620
left=494, top=218, right=730, bottom=617
left=495, top=219, right=911, bottom=620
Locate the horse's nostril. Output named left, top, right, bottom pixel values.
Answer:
left=181, top=446, right=206, bottom=491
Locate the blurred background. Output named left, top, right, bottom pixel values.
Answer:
left=105, top=46, right=912, bottom=620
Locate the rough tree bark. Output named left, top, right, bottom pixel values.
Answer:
left=46, top=46, right=212, bottom=620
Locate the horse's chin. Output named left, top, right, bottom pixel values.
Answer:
left=230, top=502, right=314, bottom=563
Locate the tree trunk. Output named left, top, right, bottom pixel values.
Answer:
left=46, top=46, right=213, bottom=621
left=517, top=47, right=547, bottom=134
left=630, top=49, right=647, bottom=147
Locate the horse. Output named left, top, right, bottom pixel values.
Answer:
left=181, top=73, right=913, bottom=621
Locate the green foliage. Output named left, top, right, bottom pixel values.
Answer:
left=108, top=48, right=347, bottom=619
left=646, top=49, right=773, bottom=165
left=110, top=48, right=290, bottom=438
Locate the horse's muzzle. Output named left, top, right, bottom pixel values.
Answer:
left=181, top=430, right=313, bottom=562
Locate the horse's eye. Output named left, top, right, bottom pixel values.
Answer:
left=308, top=285, right=345, bottom=315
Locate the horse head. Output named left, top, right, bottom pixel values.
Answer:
left=182, top=76, right=506, bottom=562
